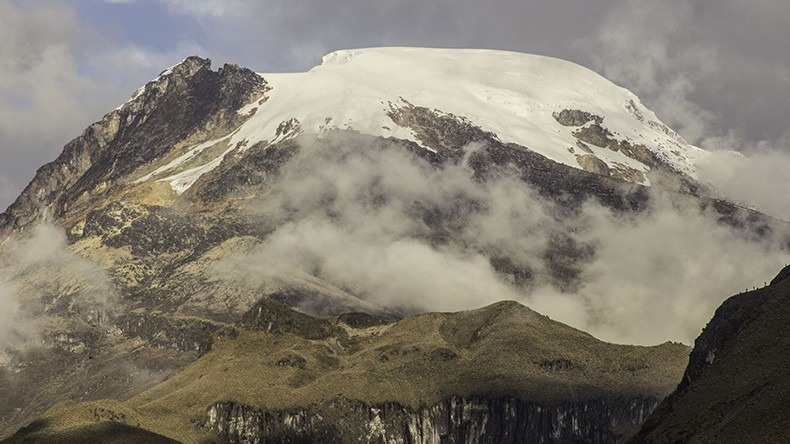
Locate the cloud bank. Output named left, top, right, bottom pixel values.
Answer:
left=698, top=146, right=790, bottom=221
left=532, top=194, right=787, bottom=344
left=0, top=223, right=115, bottom=352
left=218, top=135, right=789, bottom=345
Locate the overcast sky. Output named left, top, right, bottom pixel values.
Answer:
left=1, top=0, right=789, bottom=211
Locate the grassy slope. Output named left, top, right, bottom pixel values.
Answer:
left=7, top=300, right=689, bottom=443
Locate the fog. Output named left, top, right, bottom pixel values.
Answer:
left=0, top=223, right=115, bottom=352
left=0, top=282, right=22, bottom=353
left=0, top=135, right=785, bottom=347
left=698, top=134, right=790, bottom=221
left=532, top=194, right=787, bottom=344
left=218, top=134, right=789, bottom=345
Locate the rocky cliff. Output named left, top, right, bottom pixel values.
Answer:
left=0, top=56, right=267, bottom=235
left=631, top=265, right=790, bottom=442
left=206, top=396, right=658, bottom=444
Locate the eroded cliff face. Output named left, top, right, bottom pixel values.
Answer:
left=205, top=396, right=658, bottom=444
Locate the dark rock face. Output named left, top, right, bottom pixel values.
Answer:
left=0, top=56, right=268, bottom=235
left=114, top=312, right=220, bottom=354
left=388, top=102, right=498, bottom=160
left=337, top=312, right=393, bottom=329
left=205, top=396, right=659, bottom=444
left=553, top=109, right=604, bottom=127
left=83, top=202, right=205, bottom=257
left=632, top=265, right=790, bottom=443
left=240, top=298, right=341, bottom=340
left=467, top=140, right=650, bottom=213
left=388, top=103, right=653, bottom=214
left=191, top=138, right=300, bottom=205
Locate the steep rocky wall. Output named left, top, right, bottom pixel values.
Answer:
left=115, top=312, right=220, bottom=355
left=205, top=396, right=658, bottom=443
left=632, top=265, right=790, bottom=442
left=0, top=56, right=267, bottom=236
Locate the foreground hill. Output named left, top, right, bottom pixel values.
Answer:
left=632, top=265, right=790, bottom=443
left=8, top=299, right=689, bottom=443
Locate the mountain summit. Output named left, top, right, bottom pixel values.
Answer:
left=129, top=47, right=707, bottom=197
left=1, top=47, right=717, bottom=241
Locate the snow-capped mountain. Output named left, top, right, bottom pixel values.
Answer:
left=129, top=47, right=706, bottom=197
left=0, top=48, right=785, bottom=442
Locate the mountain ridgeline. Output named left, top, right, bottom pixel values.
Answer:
left=0, top=48, right=787, bottom=442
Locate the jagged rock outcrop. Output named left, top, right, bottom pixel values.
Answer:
left=115, top=312, right=220, bottom=354
left=240, top=298, right=342, bottom=340
left=632, top=265, right=790, bottom=443
left=388, top=102, right=499, bottom=160
left=0, top=56, right=268, bottom=236
left=206, top=396, right=658, bottom=444
left=577, top=154, right=612, bottom=177
left=553, top=109, right=604, bottom=127
left=190, top=138, right=299, bottom=205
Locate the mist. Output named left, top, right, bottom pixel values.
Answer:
left=0, top=223, right=116, bottom=352
left=214, top=134, right=789, bottom=345
left=698, top=138, right=790, bottom=222
left=531, top=194, right=787, bottom=344
left=0, top=282, right=21, bottom=353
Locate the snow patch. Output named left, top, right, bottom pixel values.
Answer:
left=160, top=144, right=237, bottom=195
left=133, top=135, right=232, bottom=184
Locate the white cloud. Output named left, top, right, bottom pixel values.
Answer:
left=0, top=2, right=98, bottom=138
left=539, top=195, right=786, bottom=344
left=582, top=0, right=720, bottom=145
left=0, top=223, right=116, bottom=352
left=215, top=135, right=789, bottom=345
left=0, top=281, right=22, bottom=351
left=699, top=139, right=790, bottom=221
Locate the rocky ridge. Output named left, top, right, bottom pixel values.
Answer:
left=0, top=56, right=268, bottom=235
